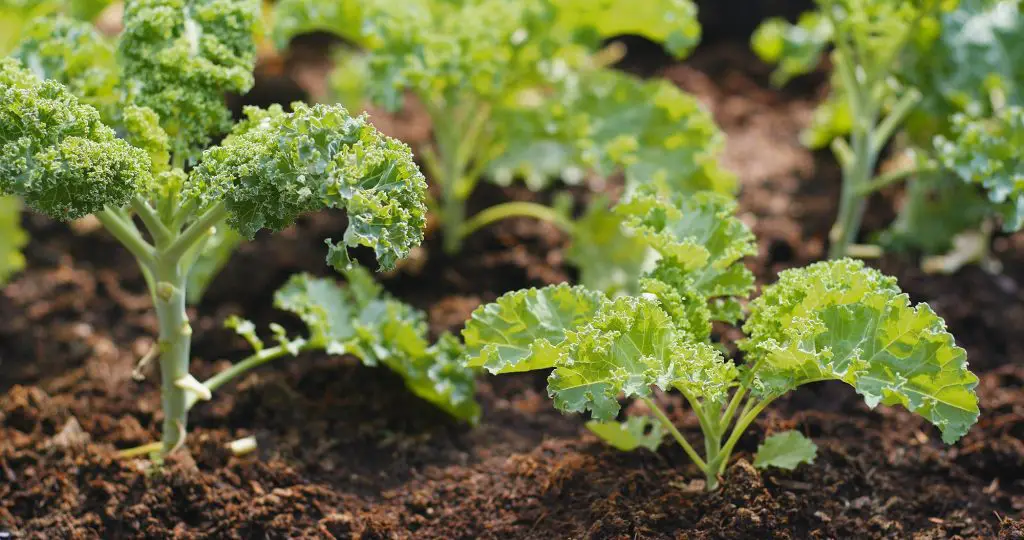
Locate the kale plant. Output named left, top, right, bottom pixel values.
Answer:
left=0, top=0, right=433, bottom=455
left=462, top=191, right=979, bottom=489
left=753, top=0, right=1024, bottom=262
left=272, top=0, right=733, bottom=254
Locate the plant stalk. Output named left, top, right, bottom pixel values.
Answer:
left=828, top=130, right=873, bottom=259
left=152, top=263, right=192, bottom=454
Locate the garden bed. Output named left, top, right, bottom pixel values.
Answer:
left=2, top=11, right=1023, bottom=539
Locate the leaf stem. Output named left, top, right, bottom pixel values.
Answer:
left=131, top=196, right=171, bottom=246
left=96, top=208, right=156, bottom=268
left=117, top=441, right=163, bottom=459
left=642, top=397, right=708, bottom=471
left=164, top=202, right=228, bottom=262
left=459, top=201, right=575, bottom=241
left=871, top=89, right=922, bottom=155
left=186, top=342, right=305, bottom=410
left=714, top=397, right=774, bottom=476
left=855, top=163, right=932, bottom=195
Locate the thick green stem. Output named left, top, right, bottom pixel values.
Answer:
left=829, top=127, right=874, bottom=258
left=459, top=201, right=575, bottom=241
left=152, top=265, right=192, bottom=454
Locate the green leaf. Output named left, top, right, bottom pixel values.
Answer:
left=551, top=0, right=701, bottom=58
left=619, top=191, right=756, bottom=322
left=565, top=196, right=654, bottom=296
left=495, top=69, right=735, bottom=195
left=462, top=284, right=606, bottom=374
left=118, top=0, right=260, bottom=157
left=359, top=0, right=557, bottom=111
left=753, top=430, right=817, bottom=470
left=586, top=415, right=666, bottom=451
left=271, top=0, right=369, bottom=48
left=0, top=195, right=27, bottom=284
left=935, top=106, right=1024, bottom=231
left=274, top=273, right=360, bottom=355
left=10, top=14, right=117, bottom=109
left=273, top=269, right=480, bottom=421
left=549, top=295, right=735, bottom=420
left=751, top=13, right=833, bottom=86
left=120, top=104, right=171, bottom=176
left=386, top=332, right=482, bottom=423
left=187, top=103, right=427, bottom=271
left=742, top=259, right=980, bottom=444
left=0, top=58, right=150, bottom=220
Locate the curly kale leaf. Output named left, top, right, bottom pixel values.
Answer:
left=753, top=430, right=817, bottom=470
left=490, top=69, right=735, bottom=195
left=935, top=106, right=1024, bottom=231
left=463, top=286, right=736, bottom=420
left=550, top=295, right=735, bottom=420
left=187, top=102, right=427, bottom=271
left=0, top=58, right=150, bottom=220
left=620, top=191, right=756, bottom=323
left=271, top=0, right=373, bottom=48
left=902, top=0, right=1023, bottom=124
left=359, top=0, right=556, bottom=111
left=273, top=267, right=480, bottom=422
left=118, top=0, right=259, bottom=157
left=742, top=259, right=979, bottom=443
left=551, top=0, right=701, bottom=58
left=463, top=283, right=606, bottom=374
left=0, top=196, right=27, bottom=284
left=10, top=14, right=117, bottom=108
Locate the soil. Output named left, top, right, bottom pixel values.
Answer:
left=3, top=11, right=1024, bottom=540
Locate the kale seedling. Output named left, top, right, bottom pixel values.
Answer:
left=0, top=0, right=428, bottom=455
left=273, top=0, right=732, bottom=254
left=462, top=191, right=979, bottom=489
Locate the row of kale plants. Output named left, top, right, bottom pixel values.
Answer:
left=1, top=0, right=1019, bottom=489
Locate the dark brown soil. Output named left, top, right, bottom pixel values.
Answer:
left=2, top=29, right=1023, bottom=540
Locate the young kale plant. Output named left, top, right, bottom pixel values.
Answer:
left=462, top=191, right=979, bottom=489
left=755, top=0, right=1023, bottom=265
left=0, top=0, right=430, bottom=455
left=752, top=0, right=939, bottom=258
left=272, top=0, right=733, bottom=255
